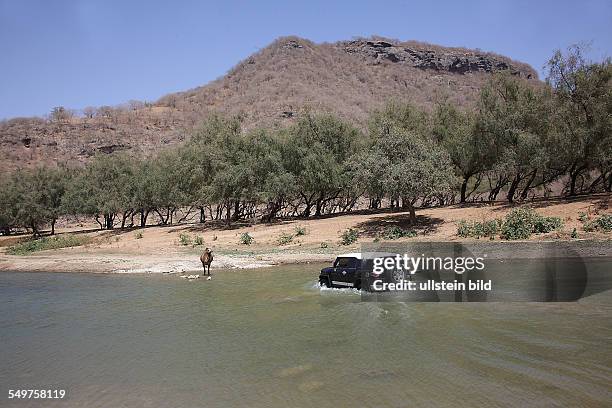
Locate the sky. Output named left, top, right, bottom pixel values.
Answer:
left=1, top=0, right=611, bottom=119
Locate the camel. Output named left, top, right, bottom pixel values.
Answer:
left=200, top=248, right=213, bottom=276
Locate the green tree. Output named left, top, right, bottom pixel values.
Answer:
left=63, top=154, right=133, bottom=229
left=547, top=45, right=612, bottom=194
left=0, top=167, right=68, bottom=236
left=477, top=74, right=554, bottom=202
left=285, top=113, right=362, bottom=217
left=357, top=105, right=456, bottom=224
left=432, top=103, right=489, bottom=202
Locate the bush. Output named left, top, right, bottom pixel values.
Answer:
left=135, top=232, right=143, bottom=239
left=457, top=220, right=471, bottom=238
left=584, top=214, right=612, bottom=232
left=457, top=219, right=501, bottom=239
left=533, top=216, right=563, bottom=233
left=240, top=232, right=254, bottom=245
left=340, top=228, right=359, bottom=245
left=320, top=241, right=329, bottom=248
left=193, top=235, right=204, bottom=246
left=382, top=226, right=417, bottom=240
left=294, top=226, right=307, bottom=236
left=179, top=233, right=192, bottom=246
left=500, top=208, right=562, bottom=240
left=7, top=234, right=90, bottom=255
left=501, top=208, right=539, bottom=240
left=578, top=212, right=589, bottom=223
left=571, top=228, right=578, bottom=239
left=277, top=232, right=294, bottom=245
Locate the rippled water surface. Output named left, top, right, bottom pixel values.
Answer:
left=1, top=264, right=611, bottom=407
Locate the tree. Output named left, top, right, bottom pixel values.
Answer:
left=357, top=104, right=456, bottom=224
left=433, top=103, right=489, bottom=203
left=63, top=154, right=133, bottom=229
left=547, top=45, right=612, bottom=195
left=477, top=74, right=554, bottom=202
left=0, top=167, right=68, bottom=236
left=50, top=106, right=73, bottom=123
left=284, top=114, right=362, bottom=217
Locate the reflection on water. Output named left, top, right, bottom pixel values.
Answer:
left=1, top=264, right=611, bottom=408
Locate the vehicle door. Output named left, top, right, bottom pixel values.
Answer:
left=330, top=257, right=358, bottom=287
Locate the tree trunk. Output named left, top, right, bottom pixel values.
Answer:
left=51, top=219, right=56, bottom=235
left=406, top=201, right=417, bottom=225
left=569, top=171, right=581, bottom=196
left=460, top=176, right=469, bottom=203
left=315, top=195, right=324, bottom=216
left=121, top=210, right=132, bottom=229
left=31, top=222, right=40, bottom=238
left=520, top=170, right=538, bottom=200
left=95, top=215, right=104, bottom=230
left=104, top=213, right=114, bottom=230
left=568, top=164, right=586, bottom=196
left=506, top=175, right=522, bottom=203
left=140, top=210, right=149, bottom=227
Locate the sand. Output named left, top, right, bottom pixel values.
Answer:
left=0, top=194, right=610, bottom=273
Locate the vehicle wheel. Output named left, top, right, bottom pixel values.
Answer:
left=319, top=278, right=330, bottom=288
left=354, top=280, right=361, bottom=290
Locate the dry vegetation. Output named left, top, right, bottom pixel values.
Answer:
left=0, top=36, right=536, bottom=173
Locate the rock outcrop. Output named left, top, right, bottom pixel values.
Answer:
left=341, top=39, right=534, bottom=78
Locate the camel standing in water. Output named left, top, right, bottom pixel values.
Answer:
left=200, top=248, right=213, bottom=276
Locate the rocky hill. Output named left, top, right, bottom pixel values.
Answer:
left=0, top=36, right=537, bottom=172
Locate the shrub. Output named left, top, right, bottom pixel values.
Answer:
left=193, top=235, right=204, bottom=246
left=277, top=232, right=294, bottom=245
left=7, top=234, right=90, bottom=255
left=578, top=212, right=589, bottom=223
left=571, top=228, right=578, bottom=239
left=457, top=219, right=501, bottom=239
left=179, top=233, right=192, bottom=246
left=533, top=216, right=563, bottom=233
left=240, top=232, right=254, bottom=245
left=500, top=208, right=562, bottom=240
left=340, top=228, right=359, bottom=245
left=457, top=220, right=471, bottom=238
left=135, top=232, right=143, bottom=239
left=501, top=208, right=540, bottom=240
left=382, top=226, right=417, bottom=240
left=320, top=241, right=329, bottom=248
left=584, top=214, right=612, bottom=232
left=294, top=226, right=307, bottom=236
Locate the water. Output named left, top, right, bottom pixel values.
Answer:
left=1, top=264, right=611, bottom=407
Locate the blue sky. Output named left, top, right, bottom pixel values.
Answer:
left=1, top=0, right=611, bottom=119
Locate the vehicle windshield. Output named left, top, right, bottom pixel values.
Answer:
left=334, top=257, right=356, bottom=268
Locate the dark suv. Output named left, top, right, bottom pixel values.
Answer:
left=319, top=252, right=406, bottom=291
left=319, top=253, right=364, bottom=290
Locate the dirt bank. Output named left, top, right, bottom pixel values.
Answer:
left=0, top=195, right=609, bottom=273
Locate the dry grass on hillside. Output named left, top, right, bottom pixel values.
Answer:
left=1, top=36, right=537, bottom=172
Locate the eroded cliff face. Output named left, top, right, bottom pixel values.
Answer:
left=341, top=39, right=536, bottom=78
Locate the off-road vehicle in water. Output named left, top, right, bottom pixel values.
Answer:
left=319, top=253, right=405, bottom=291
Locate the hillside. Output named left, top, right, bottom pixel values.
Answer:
left=0, top=36, right=537, bottom=172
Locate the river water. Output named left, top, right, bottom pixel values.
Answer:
left=1, top=264, right=611, bottom=407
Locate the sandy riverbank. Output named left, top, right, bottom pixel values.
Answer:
left=0, top=195, right=610, bottom=273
